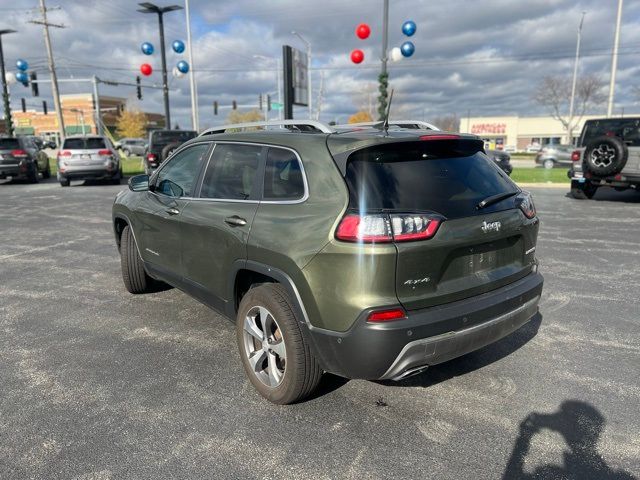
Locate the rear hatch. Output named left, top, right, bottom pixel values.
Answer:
left=0, top=138, right=25, bottom=165
left=60, top=137, right=111, bottom=166
left=341, top=138, right=538, bottom=310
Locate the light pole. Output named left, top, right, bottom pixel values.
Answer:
left=291, top=31, right=312, bottom=119
left=138, top=2, right=183, bottom=130
left=378, top=0, right=390, bottom=119
left=184, top=0, right=199, bottom=131
left=607, top=0, right=623, bottom=117
left=254, top=54, right=282, bottom=120
left=568, top=12, right=586, bottom=145
left=0, top=29, right=16, bottom=137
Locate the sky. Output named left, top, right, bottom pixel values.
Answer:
left=1, top=0, right=640, bottom=130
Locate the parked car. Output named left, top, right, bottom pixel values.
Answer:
left=525, top=144, right=541, bottom=153
left=144, top=129, right=197, bottom=173
left=569, top=117, right=640, bottom=199
left=486, top=149, right=513, bottom=175
left=0, top=136, right=51, bottom=183
left=535, top=145, right=573, bottom=169
left=116, top=138, right=146, bottom=157
left=56, top=135, right=122, bottom=187
left=113, top=120, right=543, bottom=404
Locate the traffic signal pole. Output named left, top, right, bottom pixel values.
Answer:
left=0, top=30, right=16, bottom=137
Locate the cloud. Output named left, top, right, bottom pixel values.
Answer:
left=1, top=0, right=638, bottom=129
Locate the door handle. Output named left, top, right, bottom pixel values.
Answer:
left=224, top=215, right=247, bottom=227
left=166, top=207, right=180, bottom=216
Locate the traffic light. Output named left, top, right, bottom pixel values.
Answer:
left=30, top=72, right=39, bottom=97
left=259, top=94, right=263, bottom=111
left=42, top=101, right=47, bottom=115
left=136, top=76, right=142, bottom=100
left=232, top=100, right=237, bottom=110
left=213, top=101, right=218, bottom=115
left=267, top=95, right=272, bottom=111
left=21, top=98, right=26, bottom=113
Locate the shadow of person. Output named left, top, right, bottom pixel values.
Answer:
left=503, top=400, right=637, bottom=479
left=380, top=311, right=543, bottom=389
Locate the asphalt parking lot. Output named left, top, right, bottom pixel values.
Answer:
left=1, top=178, right=638, bottom=479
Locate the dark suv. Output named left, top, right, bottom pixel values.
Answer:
left=569, top=117, right=640, bottom=199
left=113, top=121, right=543, bottom=404
left=0, top=136, right=51, bottom=183
left=144, top=129, right=197, bottom=174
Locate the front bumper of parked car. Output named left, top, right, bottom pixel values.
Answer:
left=306, top=271, right=543, bottom=381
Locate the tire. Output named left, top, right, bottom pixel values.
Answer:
left=111, top=167, right=123, bottom=185
left=120, top=225, right=153, bottom=294
left=42, top=161, right=51, bottom=179
left=570, top=180, right=597, bottom=200
left=161, top=142, right=180, bottom=162
left=60, top=178, right=70, bottom=187
left=236, top=283, right=322, bottom=404
left=27, top=165, right=38, bottom=184
left=584, top=136, right=627, bottom=176
left=543, top=159, right=555, bottom=170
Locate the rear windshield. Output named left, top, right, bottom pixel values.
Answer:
left=63, top=138, right=107, bottom=149
left=580, top=119, right=640, bottom=147
left=151, top=131, right=196, bottom=145
left=0, top=138, right=20, bottom=149
left=345, top=141, right=518, bottom=219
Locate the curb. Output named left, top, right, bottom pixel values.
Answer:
left=516, top=182, right=569, bottom=189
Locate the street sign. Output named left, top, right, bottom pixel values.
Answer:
left=271, top=102, right=283, bottom=110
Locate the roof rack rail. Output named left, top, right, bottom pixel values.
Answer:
left=199, top=119, right=334, bottom=136
left=333, top=120, right=440, bottom=131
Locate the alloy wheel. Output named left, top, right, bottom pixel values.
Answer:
left=242, top=306, right=287, bottom=387
left=591, top=144, right=616, bottom=168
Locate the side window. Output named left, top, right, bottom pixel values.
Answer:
left=200, top=144, right=261, bottom=200
left=263, top=147, right=305, bottom=200
left=154, top=143, right=209, bottom=198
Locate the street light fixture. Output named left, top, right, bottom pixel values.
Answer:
left=0, top=29, right=17, bottom=137
left=137, top=2, right=183, bottom=130
left=291, top=30, right=312, bottom=119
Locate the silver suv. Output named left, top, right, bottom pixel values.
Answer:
left=57, top=135, right=122, bottom=187
left=535, top=145, right=573, bottom=169
left=570, top=118, right=640, bottom=199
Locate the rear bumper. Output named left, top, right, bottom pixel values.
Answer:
left=58, top=168, right=118, bottom=181
left=306, top=271, right=543, bottom=380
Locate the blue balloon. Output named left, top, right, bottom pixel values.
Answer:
left=401, top=41, right=415, bottom=57
left=176, top=60, right=189, bottom=74
left=16, top=59, right=28, bottom=71
left=16, top=71, right=28, bottom=83
left=141, top=42, right=154, bottom=55
left=402, top=20, right=417, bottom=37
left=172, top=40, right=185, bottom=54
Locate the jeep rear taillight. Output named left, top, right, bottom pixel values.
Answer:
left=98, top=149, right=113, bottom=157
left=11, top=149, right=27, bottom=158
left=335, top=213, right=441, bottom=243
left=571, top=150, right=581, bottom=162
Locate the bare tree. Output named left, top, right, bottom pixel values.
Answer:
left=533, top=74, right=606, bottom=142
left=432, top=114, right=460, bottom=132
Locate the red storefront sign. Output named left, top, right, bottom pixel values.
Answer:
left=471, top=123, right=507, bottom=134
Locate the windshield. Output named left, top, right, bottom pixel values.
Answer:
left=0, top=138, right=20, bottom=150
left=344, top=141, right=518, bottom=219
left=63, top=138, right=107, bottom=150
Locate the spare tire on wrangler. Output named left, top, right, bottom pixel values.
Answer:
left=584, top=135, right=627, bottom=176
left=161, top=142, right=181, bottom=162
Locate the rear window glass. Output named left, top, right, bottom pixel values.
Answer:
left=580, top=119, right=640, bottom=147
left=0, top=138, right=20, bottom=149
left=150, top=131, right=196, bottom=145
left=345, top=141, right=518, bottom=219
left=263, top=148, right=305, bottom=200
left=63, top=138, right=107, bottom=149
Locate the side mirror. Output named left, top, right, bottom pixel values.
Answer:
left=128, top=174, right=150, bottom=192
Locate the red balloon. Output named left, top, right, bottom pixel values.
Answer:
left=351, top=49, right=364, bottom=64
left=140, top=63, right=153, bottom=76
left=356, top=23, right=371, bottom=40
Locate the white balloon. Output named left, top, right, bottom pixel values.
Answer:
left=172, top=67, right=185, bottom=78
left=390, top=47, right=403, bottom=62
left=5, top=72, right=17, bottom=85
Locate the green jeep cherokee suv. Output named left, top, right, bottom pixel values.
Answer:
left=112, top=121, right=543, bottom=404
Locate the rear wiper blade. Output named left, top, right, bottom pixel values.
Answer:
left=476, top=191, right=518, bottom=210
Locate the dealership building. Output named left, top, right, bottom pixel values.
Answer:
left=459, top=114, right=637, bottom=150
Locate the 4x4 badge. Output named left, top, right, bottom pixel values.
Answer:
left=481, top=221, right=501, bottom=233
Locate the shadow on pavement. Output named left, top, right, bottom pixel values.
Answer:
left=503, top=400, right=637, bottom=479
left=565, top=188, right=640, bottom=203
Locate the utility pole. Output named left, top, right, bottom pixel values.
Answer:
left=184, top=0, right=199, bottom=131
left=316, top=70, right=324, bottom=121
left=138, top=3, right=183, bottom=130
left=568, top=12, right=586, bottom=144
left=378, top=0, right=390, bottom=120
left=92, top=75, right=102, bottom=135
left=607, top=0, right=623, bottom=118
left=30, top=0, right=65, bottom=143
left=0, top=29, right=16, bottom=137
